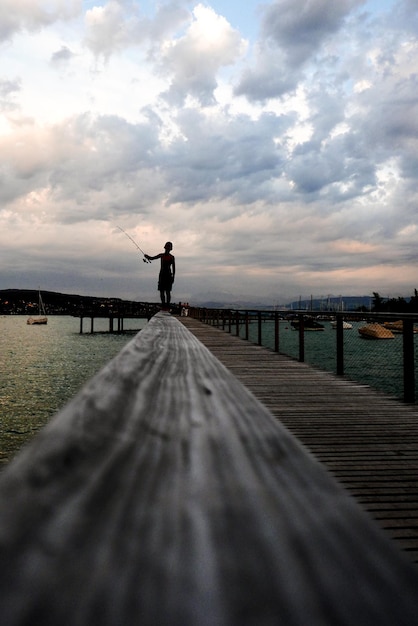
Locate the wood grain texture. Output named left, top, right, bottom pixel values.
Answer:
left=0, top=312, right=418, bottom=625
left=180, top=316, right=418, bottom=563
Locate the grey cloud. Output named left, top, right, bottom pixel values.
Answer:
left=0, top=78, right=20, bottom=97
left=234, top=46, right=298, bottom=101
left=0, top=78, right=21, bottom=112
left=0, top=112, right=163, bottom=217
left=348, top=72, right=418, bottom=193
left=0, top=0, right=81, bottom=42
left=260, top=0, right=364, bottom=67
left=142, top=3, right=191, bottom=43
left=84, top=1, right=189, bottom=59
left=0, top=104, right=290, bottom=224
left=51, top=46, right=76, bottom=65
left=161, top=109, right=290, bottom=206
left=47, top=114, right=163, bottom=218
left=388, top=0, right=418, bottom=32
left=235, top=0, right=364, bottom=101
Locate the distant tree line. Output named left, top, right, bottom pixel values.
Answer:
left=0, top=289, right=159, bottom=316
left=370, top=289, right=418, bottom=313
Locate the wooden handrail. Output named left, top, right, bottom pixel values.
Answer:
left=0, top=312, right=417, bottom=625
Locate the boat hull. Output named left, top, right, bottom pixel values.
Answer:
left=358, top=323, right=394, bottom=339
left=291, top=320, right=325, bottom=331
left=27, top=317, right=48, bottom=325
left=331, top=321, right=353, bottom=329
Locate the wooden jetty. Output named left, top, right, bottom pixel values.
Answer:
left=179, top=315, right=418, bottom=563
left=76, top=301, right=162, bottom=334
left=0, top=312, right=418, bottom=625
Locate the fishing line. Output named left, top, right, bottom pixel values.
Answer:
left=115, top=225, right=151, bottom=263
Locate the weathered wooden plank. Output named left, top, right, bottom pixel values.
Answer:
left=179, top=317, right=418, bottom=563
left=1, top=312, right=418, bottom=625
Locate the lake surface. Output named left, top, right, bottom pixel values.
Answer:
left=244, top=319, right=417, bottom=402
left=1, top=314, right=416, bottom=466
left=0, top=315, right=147, bottom=466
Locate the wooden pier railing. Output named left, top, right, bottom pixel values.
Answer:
left=190, top=308, right=417, bottom=403
left=0, top=312, right=418, bottom=625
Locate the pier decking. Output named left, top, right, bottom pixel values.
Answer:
left=179, top=315, right=418, bottom=563
left=1, top=312, right=418, bottom=625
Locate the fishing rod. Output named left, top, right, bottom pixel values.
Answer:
left=115, top=225, right=151, bottom=263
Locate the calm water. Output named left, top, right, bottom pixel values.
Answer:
left=1, top=315, right=417, bottom=466
left=0, top=315, right=147, bottom=466
left=244, top=319, right=418, bottom=402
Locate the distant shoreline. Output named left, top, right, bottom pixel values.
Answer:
left=0, top=289, right=158, bottom=316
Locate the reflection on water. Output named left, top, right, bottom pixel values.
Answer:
left=0, top=315, right=147, bottom=465
left=2, top=315, right=416, bottom=466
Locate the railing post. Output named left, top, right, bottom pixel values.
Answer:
left=257, top=311, right=262, bottom=346
left=274, top=311, right=279, bottom=353
left=236, top=311, right=240, bottom=337
left=298, top=314, right=305, bottom=362
left=403, top=318, right=415, bottom=403
left=336, top=315, right=344, bottom=376
left=245, top=312, right=249, bottom=341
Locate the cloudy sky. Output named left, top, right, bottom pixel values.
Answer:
left=1, top=0, right=417, bottom=305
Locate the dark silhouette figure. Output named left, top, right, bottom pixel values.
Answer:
left=145, top=242, right=175, bottom=308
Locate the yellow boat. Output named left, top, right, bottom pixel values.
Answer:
left=358, top=323, right=394, bottom=339
left=383, top=320, right=418, bottom=334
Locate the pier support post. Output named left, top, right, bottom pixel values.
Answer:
left=257, top=311, right=262, bottom=346
left=403, top=319, right=415, bottom=403
left=274, top=311, right=279, bottom=353
left=336, top=315, right=344, bottom=376
left=298, top=314, right=305, bottom=362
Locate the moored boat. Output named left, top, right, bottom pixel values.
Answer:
left=358, top=323, right=394, bottom=339
left=27, top=289, right=48, bottom=325
left=382, top=320, right=418, bottom=334
left=291, top=317, right=325, bottom=331
left=330, top=320, right=353, bottom=329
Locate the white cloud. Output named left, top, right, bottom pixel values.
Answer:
left=159, top=4, right=247, bottom=105
left=0, top=0, right=82, bottom=42
left=84, top=1, right=190, bottom=59
left=0, top=0, right=417, bottom=304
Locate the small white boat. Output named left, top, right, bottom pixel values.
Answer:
left=358, top=323, right=394, bottom=339
left=330, top=320, right=353, bottom=330
left=27, top=289, right=48, bottom=325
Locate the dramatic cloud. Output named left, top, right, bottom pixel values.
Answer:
left=0, top=0, right=417, bottom=304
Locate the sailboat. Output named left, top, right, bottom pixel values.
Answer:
left=27, top=289, right=48, bottom=325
